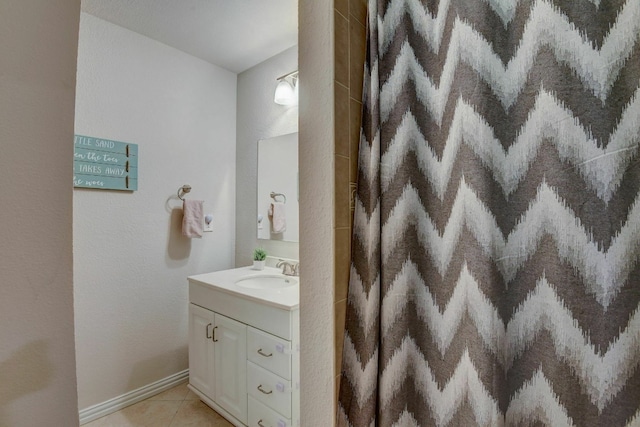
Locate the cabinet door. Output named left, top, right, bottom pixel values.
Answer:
left=189, top=303, right=215, bottom=398
left=214, top=313, right=248, bottom=424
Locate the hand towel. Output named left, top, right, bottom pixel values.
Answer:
left=268, top=202, right=287, bottom=233
left=182, top=199, right=204, bottom=238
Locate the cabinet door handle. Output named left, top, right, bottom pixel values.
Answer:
left=206, top=323, right=212, bottom=339
left=257, top=419, right=268, bottom=427
left=212, top=326, right=218, bottom=342
left=257, top=348, right=273, bottom=357
left=257, top=384, right=273, bottom=394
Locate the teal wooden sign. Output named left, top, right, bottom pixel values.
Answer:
left=73, top=135, right=138, bottom=191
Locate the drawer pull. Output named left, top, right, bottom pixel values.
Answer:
left=257, top=348, right=273, bottom=357
left=206, top=323, right=212, bottom=339
left=212, top=326, right=219, bottom=342
left=257, top=384, right=273, bottom=395
left=258, top=420, right=286, bottom=427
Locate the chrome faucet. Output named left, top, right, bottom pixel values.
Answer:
left=277, top=260, right=299, bottom=276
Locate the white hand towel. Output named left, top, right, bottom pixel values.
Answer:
left=182, top=199, right=204, bottom=238
left=268, top=202, right=287, bottom=233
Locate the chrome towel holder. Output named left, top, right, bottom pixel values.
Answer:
left=270, top=191, right=286, bottom=203
left=178, top=184, right=192, bottom=200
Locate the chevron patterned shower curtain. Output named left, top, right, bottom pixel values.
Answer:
left=337, top=1, right=640, bottom=426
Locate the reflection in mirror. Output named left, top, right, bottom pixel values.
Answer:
left=257, top=133, right=299, bottom=242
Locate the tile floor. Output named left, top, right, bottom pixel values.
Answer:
left=83, top=382, right=234, bottom=427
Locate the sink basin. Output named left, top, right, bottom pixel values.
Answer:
left=235, top=274, right=298, bottom=290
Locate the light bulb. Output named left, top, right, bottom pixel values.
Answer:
left=274, top=80, right=295, bottom=105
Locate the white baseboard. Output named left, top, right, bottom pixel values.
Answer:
left=78, top=369, right=189, bottom=425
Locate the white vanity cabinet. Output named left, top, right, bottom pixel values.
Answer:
left=188, top=303, right=248, bottom=425
left=188, top=267, right=300, bottom=427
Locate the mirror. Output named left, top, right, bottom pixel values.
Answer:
left=257, top=132, right=299, bottom=242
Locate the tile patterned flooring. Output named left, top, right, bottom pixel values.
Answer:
left=83, top=382, right=234, bottom=427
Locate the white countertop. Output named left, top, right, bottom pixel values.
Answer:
left=188, top=266, right=299, bottom=310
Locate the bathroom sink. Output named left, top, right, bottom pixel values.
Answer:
left=235, top=274, right=298, bottom=290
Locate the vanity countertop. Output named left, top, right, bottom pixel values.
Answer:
left=188, top=266, right=299, bottom=311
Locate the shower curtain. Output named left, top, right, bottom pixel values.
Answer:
left=338, top=0, right=640, bottom=426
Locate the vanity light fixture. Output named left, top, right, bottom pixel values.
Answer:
left=274, top=70, right=298, bottom=106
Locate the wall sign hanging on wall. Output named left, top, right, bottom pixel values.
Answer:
left=73, top=135, right=138, bottom=191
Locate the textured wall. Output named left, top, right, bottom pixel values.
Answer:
left=235, top=46, right=299, bottom=266
left=299, top=0, right=337, bottom=425
left=0, top=1, right=80, bottom=425
left=74, top=13, right=237, bottom=410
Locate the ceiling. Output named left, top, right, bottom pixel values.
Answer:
left=81, top=0, right=298, bottom=73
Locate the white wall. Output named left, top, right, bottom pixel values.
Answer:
left=235, top=46, right=299, bottom=265
left=299, top=1, right=336, bottom=425
left=0, top=1, right=80, bottom=426
left=74, top=13, right=237, bottom=410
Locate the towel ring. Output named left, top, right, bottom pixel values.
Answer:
left=270, top=192, right=286, bottom=203
left=178, top=185, right=192, bottom=200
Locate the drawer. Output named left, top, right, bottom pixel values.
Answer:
left=247, top=361, right=291, bottom=418
left=248, top=327, right=292, bottom=380
left=248, top=396, right=292, bottom=427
